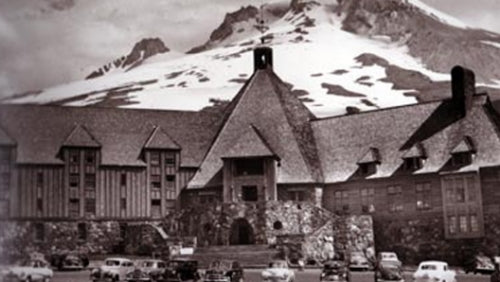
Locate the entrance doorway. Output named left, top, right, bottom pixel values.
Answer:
left=241, top=185, right=258, bottom=201
left=229, top=218, right=255, bottom=245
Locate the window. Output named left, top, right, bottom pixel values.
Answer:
left=120, top=173, right=127, bottom=187
left=36, top=171, right=44, bottom=187
left=459, top=215, right=468, bottom=233
left=387, top=185, right=403, bottom=212
left=150, top=152, right=160, bottom=166
left=69, top=199, right=80, bottom=217
left=360, top=188, right=375, bottom=213
left=448, top=216, right=457, bottom=234
left=120, top=198, right=127, bottom=211
left=166, top=175, right=175, bottom=187
left=78, top=223, right=87, bottom=240
left=289, top=190, right=305, bottom=202
left=85, top=151, right=95, bottom=165
left=165, top=154, right=176, bottom=166
left=151, top=175, right=161, bottom=190
left=235, top=159, right=264, bottom=176
left=242, top=186, right=258, bottom=201
left=359, top=163, right=377, bottom=175
left=151, top=199, right=161, bottom=217
left=34, top=223, right=45, bottom=241
left=404, top=157, right=423, bottom=171
left=334, top=190, right=349, bottom=213
left=69, top=174, right=79, bottom=188
left=442, top=174, right=483, bottom=238
left=415, top=182, right=432, bottom=210
left=451, top=152, right=472, bottom=167
left=37, top=198, right=43, bottom=214
left=84, top=174, right=95, bottom=189
left=85, top=198, right=96, bottom=215
left=69, top=151, right=79, bottom=165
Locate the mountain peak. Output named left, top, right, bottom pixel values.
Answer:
left=86, top=37, right=169, bottom=79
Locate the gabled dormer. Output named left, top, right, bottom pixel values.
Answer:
left=450, top=136, right=475, bottom=167
left=221, top=125, right=280, bottom=202
left=357, top=147, right=380, bottom=176
left=402, top=143, right=426, bottom=171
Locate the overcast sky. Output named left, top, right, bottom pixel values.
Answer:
left=0, top=0, right=499, bottom=98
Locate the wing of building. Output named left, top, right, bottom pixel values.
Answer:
left=1, top=47, right=500, bottom=262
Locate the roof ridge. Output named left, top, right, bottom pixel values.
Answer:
left=0, top=124, right=15, bottom=146
left=250, top=124, right=280, bottom=159
left=266, top=69, right=323, bottom=182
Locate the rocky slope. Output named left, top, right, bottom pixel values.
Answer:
left=86, top=38, right=170, bottom=79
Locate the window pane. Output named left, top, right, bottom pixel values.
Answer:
left=449, top=216, right=457, bottom=234
left=470, top=215, right=479, bottom=232
left=150, top=152, right=160, bottom=165
left=459, top=215, right=468, bottom=233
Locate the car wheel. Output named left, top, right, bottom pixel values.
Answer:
left=43, top=278, right=51, bottom=282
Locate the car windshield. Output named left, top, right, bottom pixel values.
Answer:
left=382, top=253, right=397, bottom=259
left=142, top=261, right=155, bottom=267
left=351, top=252, right=365, bottom=259
left=421, top=264, right=438, bottom=270
left=105, top=260, right=121, bottom=266
left=269, top=261, right=287, bottom=268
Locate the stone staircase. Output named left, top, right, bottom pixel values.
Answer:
left=183, top=244, right=279, bottom=268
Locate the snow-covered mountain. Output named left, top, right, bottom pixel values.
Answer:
left=3, top=0, right=500, bottom=117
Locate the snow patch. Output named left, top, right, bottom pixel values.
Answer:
left=481, top=41, right=500, bottom=49
left=407, top=0, right=468, bottom=29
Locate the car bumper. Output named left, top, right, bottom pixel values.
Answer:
left=349, top=265, right=370, bottom=271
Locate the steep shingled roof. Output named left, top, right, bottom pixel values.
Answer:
left=187, top=68, right=323, bottom=188
left=312, top=94, right=500, bottom=183
left=62, top=124, right=101, bottom=148
left=0, top=105, right=220, bottom=167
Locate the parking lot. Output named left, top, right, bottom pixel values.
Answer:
left=53, top=268, right=492, bottom=282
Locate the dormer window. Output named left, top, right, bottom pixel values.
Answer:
left=450, top=136, right=475, bottom=167
left=357, top=148, right=380, bottom=176
left=402, top=143, right=426, bottom=171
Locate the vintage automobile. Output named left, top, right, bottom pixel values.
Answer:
left=412, top=261, right=456, bottom=282
left=0, top=258, right=54, bottom=282
left=125, top=259, right=167, bottom=282
left=463, top=254, right=495, bottom=274
left=261, top=260, right=295, bottom=282
left=374, top=260, right=404, bottom=282
left=203, top=260, right=244, bottom=282
left=49, top=252, right=89, bottom=271
left=376, top=252, right=401, bottom=266
left=163, top=258, right=200, bottom=282
left=320, top=260, right=350, bottom=282
left=90, top=257, right=135, bottom=282
left=348, top=251, right=370, bottom=271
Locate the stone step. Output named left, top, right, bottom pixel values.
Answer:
left=183, top=244, right=280, bottom=268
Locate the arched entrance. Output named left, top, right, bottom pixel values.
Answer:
left=229, top=218, right=255, bottom=245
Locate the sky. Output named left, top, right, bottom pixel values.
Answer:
left=0, top=0, right=499, bottom=98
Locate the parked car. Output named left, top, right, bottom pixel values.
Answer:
left=463, top=254, right=495, bottom=274
left=349, top=251, right=370, bottom=271
left=376, top=252, right=401, bottom=266
left=203, top=260, right=243, bottom=282
left=125, top=259, right=167, bottom=282
left=0, top=258, right=54, bottom=282
left=163, top=258, right=200, bottom=282
left=320, top=260, right=350, bottom=282
left=374, top=260, right=404, bottom=282
left=261, top=260, right=295, bottom=282
left=412, top=261, right=456, bottom=282
left=49, top=252, right=89, bottom=271
left=90, top=257, right=135, bottom=282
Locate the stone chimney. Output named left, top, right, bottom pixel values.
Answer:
left=253, top=46, right=273, bottom=71
left=451, top=65, right=475, bottom=117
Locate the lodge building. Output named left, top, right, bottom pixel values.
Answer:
left=1, top=46, right=500, bottom=262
